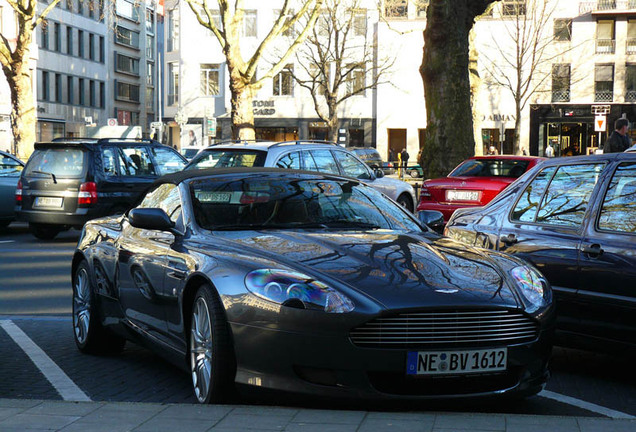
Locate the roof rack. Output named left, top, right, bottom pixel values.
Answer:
left=49, top=137, right=162, bottom=146
left=269, top=140, right=338, bottom=148
left=208, top=139, right=271, bottom=147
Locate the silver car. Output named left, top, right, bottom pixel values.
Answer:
left=185, top=140, right=416, bottom=211
left=0, top=150, right=24, bottom=228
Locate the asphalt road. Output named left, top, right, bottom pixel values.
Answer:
left=0, top=222, right=634, bottom=419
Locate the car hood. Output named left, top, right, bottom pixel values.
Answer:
left=211, top=230, right=520, bottom=310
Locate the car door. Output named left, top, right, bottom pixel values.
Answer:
left=98, top=146, right=131, bottom=214
left=116, top=183, right=181, bottom=342
left=498, top=162, right=607, bottom=334
left=118, top=145, right=158, bottom=207
left=576, top=160, right=636, bottom=345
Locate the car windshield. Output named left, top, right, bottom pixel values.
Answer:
left=24, top=148, right=86, bottom=178
left=186, top=149, right=267, bottom=169
left=450, top=159, right=529, bottom=178
left=189, top=175, right=421, bottom=232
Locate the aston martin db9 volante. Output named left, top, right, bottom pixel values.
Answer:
left=72, top=168, right=554, bottom=403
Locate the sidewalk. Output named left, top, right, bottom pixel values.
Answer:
left=1, top=399, right=635, bottom=432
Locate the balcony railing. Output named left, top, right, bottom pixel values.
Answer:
left=580, top=0, right=636, bottom=13
left=551, top=89, right=571, bottom=102
left=627, top=38, right=636, bottom=54
left=596, top=38, right=616, bottom=54
left=595, top=90, right=614, bottom=101
left=626, top=90, right=636, bottom=101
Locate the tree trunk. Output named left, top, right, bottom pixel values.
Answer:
left=6, top=61, right=36, bottom=160
left=228, top=67, right=256, bottom=140
left=419, top=0, right=491, bottom=178
left=327, top=100, right=339, bottom=142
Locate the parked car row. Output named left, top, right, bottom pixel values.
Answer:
left=0, top=150, right=24, bottom=228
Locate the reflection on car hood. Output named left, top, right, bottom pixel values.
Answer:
left=215, top=231, right=518, bottom=310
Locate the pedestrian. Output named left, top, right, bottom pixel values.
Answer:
left=545, top=142, right=555, bottom=158
left=188, top=130, right=198, bottom=147
left=400, top=148, right=409, bottom=172
left=604, top=118, right=631, bottom=153
left=487, top=145, right=498, bottom=155
left=522, top=148, right=528, bottom=156
left=388, top=148, right=395, bottom=168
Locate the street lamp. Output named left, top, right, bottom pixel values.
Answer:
left=174, top=108, right=188, bottom=148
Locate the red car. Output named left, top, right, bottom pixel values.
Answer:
left=416, top=155, right=545, bottom=222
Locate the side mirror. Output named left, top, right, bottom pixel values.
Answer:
left=374, top=168, right=385, bottom=178
left=128, top=208, right=182, bottom=235
left=418, top=210, right=445, bottom=234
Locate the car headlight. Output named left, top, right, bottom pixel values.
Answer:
left=510, top=265, right=549, bottom=308
left=245, top=269, right=355, bottom=313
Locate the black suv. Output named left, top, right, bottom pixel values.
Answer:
left=16, top=138, right=187, bottom=239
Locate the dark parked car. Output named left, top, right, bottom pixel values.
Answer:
left=17, top=138, right=187, bottom=239
left=417, top=156, right=544, bottom=223
left=445, top=152, right=636, bottom=353
left=0, top=150, right=24, bottom=228
left=72, top=168, right=554, bottom=404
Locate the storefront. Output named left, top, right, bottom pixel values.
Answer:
left=529, top=104, right=636, bottom=157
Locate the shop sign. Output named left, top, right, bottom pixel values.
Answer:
left=481, top=114, right=516, bottom=122
left=253, top=100, right=275, bottom=116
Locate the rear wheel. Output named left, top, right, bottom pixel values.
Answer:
left=73, top=260, right=125, bottom=354
left=409, top=169, right=421, bottom=179
left=29, top=223, right=62, bottom=240
left=190, top=284, right=235, bottom=404
left=396, top=194, right=414, bottom=213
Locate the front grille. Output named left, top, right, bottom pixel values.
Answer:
left=350, top=309, right=539, bottom=349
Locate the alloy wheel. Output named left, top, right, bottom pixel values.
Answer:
left=73, top=267, right=91, bottom=345
left=190, top=297, right=213, bottom=403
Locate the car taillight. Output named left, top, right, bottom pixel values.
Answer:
left=15, top=179, right=22, bottom=204
left=78, top=182, right=98, bottom=205
left=418, top=185, right=432, bottom=202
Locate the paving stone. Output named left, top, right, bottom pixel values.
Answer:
left=359, top=417, right=434, bottom=432
left=291, top=409, right=367, bottom=424
left=0, top=413, right=80, bottom=430
left=433, top=413, right=506, bottom=430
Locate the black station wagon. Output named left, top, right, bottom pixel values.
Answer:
left=16, top=138, right=187, bottom=239
left=445, top=152, right=636, bottom=353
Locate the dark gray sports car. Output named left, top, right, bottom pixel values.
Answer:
left=72, top=168, right=554, bottom=404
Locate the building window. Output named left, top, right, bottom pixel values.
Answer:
left=595, top=64, right=614, bottom=102
left=347, top=66, right=365, bottom=96
left=145, top=8, right=154, bottom=34
left=384, top=0, right=407, bottom=18
left=88, top=0, right=94, bottom=18
left=66, top=0, right=72, bottom=11
left=200, top=63, right=220, bottom=96
left=89, top=80, right=96, bottom=107
left=502, top=0, right=526, bottom=16
left=79, top=78, right=85, bottom=106
left=416, top=0, right=429, bottom=18
left=54, top=22, right=60, bottom=51
left=273, top=64, right=293, bottom=96
left=41, top=20, right=49, bottom=49
left=55, top=73, right=62, bottom=102
left=554, top=19, right=572, bottom=42
left=596, top=20, right=615, bottom=54
left=116, top=0, right=138, bottom=21
left=352, top=9, right=366, bottom=36
left=551, top=64, right=570, bottom=102
left=116, top=81, right=140, bottom=102
left=99, top=36, right=104, bottom=62
left=628, top=20, right=636, bottom=54
left=115, top=53, right=140, bottom=75
left=310, top=64, right=328, bottom=95
left=77, top=0, right=83, bottom=15
left=66, top=26, right=73, bottom=55
left=146, top=35, right=154, bottom=59
left=167, top=9, right=179, bottom=51
left=626, top=64, right=636, bottom=102
left=115, top=26, right=140, bottom=48
left=242, top=10, right=257, bottom=37
left=146, top=61, right=154, bottom=86
left=146, top=87, right=154, bottom=110
left=89, top=33, right=95, bottom=60
left=168, top=62, right=179, bottom=105
left=41, top=71, right=49, bottom=100
left=78, top=29, right=84, bottom=57
left=67, top=76, right=74, bottom=104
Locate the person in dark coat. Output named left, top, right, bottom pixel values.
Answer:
left=400, top=148, right=409, bottom=171
left=604, top=118, right=631, bottom=153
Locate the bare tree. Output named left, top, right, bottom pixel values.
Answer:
left=288, top=0, right=394, bottom=142
left=0, top=0, right=63, bottom=158
left=478, top=0, right=578, bottom=154
left=184, top=0, right=323, bottom=139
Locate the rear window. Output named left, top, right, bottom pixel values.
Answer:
left=450, top=159, right=529, bottom=178
left=24, top=148, right=86, bottom=178
left=186, top=149, right=267, bottom=169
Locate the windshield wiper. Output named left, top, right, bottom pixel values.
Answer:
left=33, top=170, right=57, bottom=183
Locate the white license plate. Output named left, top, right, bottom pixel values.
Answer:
left=446, top=190, right=480, bottom=201
left=406, top=348, right=507, bottom=376
left=34, top=196, right=63, bottom=208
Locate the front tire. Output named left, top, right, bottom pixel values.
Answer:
left=396, top=194, right=414, bottom=213
left=190, top=284, right=235, bottom=404
left=72, top=260, right=125, bottom=354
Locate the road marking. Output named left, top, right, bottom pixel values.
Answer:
left=0, top=319, right=91, bottom=402
left=0, top=240, right=15, bottom=244
left=540, top=390, right=635, bottom=419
